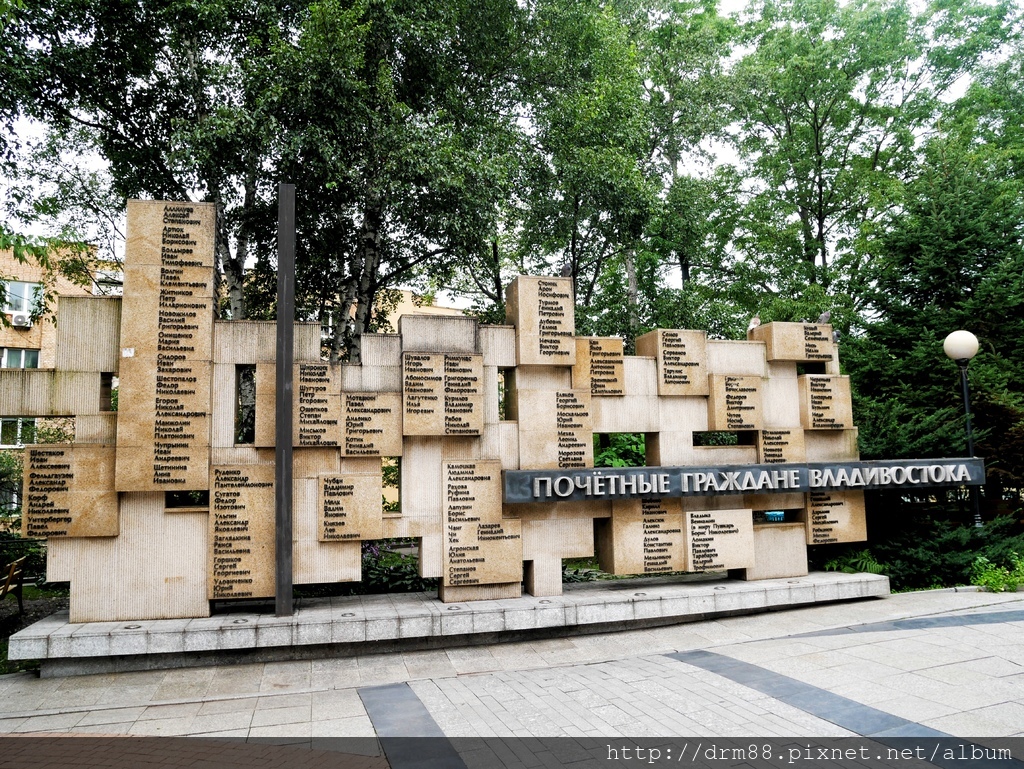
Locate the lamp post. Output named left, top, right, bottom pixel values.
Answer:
left=943, top=330, right=982, bottom=527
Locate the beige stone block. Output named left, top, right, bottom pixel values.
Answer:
left=708, top=374, right=764, bottom=431
left=361, top=333, right=402, bottom=366
left=403, top=352, right=445, bottom=434
left=762, top=367, right=801, bottom=428
left=399, top=315, right=477, bottom=353
left=524, top=557, right=563, bottom=597
left=360, top=364, right=402, bottom=393
left=119, top=282, right=215, bottom=362
left=499, top=421, right=520, bottom=469
left=254, top=362, right=275, bottom=446
left=22, top=445, right=119, bottom=538
left=441, top=354, right=484, bottom=436
left=799, top=375, right=854, bottom=431
left=294, top=323, right=323, bottom=362
left=483, top=366, right=500, bottom=425
left=339, top=363, right=363, bottom=392
left=318, top=472, right=383, bottom=541
left=737, top=523, right=809, bottom=580
left=208, top=463, right=276, bottom=600
left=55, top=296, right=122, bottom=373
left=646, top=431, right=691, bottom=466
left=418, top=533, right=443, bottom=579
left=341, top=391, right=403, bottom=456
left=0, top=369, right=53, bottom=415
left=439, top=582, right=521, bottom=602
left=635, top=329, right=708, bottom=396
left=293, top=448, right=342, bottom=479
left=75, top=413, right=117, bottom=444
left=521, top=518, right=594, bottom=560
left=382, top=515, right=434, bottom=538
left=518, top=427, right=593, bottom=470
left=505, top=276, right=576, bottom=366
left=479, top=325, right=517, bottom=368
left=592, top=394, right=661, bottom=434
left=294, top=362, right=342, bottom=447
left=804, top=428, right=860, bottom=461
left=707, top=340, right=767, bottom=377
left=801, top=490, right=867, bottom=544
left=572, top=337, right=625, bottom=395
left=748, top=321, right=835, bottom=363
left=293, top=539, right=362, bottom=586
left=210, top=363, right=236, bottom=448
left=597, top=498, right=684, bottom=575
left=684, top=509, right=755, bottom=572
left=506, top=365, right=572, bottom=397
left=125, top=199, right=216, bottom=269
left=690, top=445, right=758, bottom=465
left=213, top=320, right=276, bottom=363
left=50, top=370, right=101, bottom=415
left=441, top=435, right=482, bottom=459
left=757, top=428, right=806, bottom=464
left=400, top=437, right=443, bottom=519
left=211, top=446, right=274, bottom=465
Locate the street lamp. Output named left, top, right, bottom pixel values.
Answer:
left=943, top=330, right=982, bottom=527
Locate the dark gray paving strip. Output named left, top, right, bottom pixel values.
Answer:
left=358, top=683, right=468, bottom=769
left=793, top=609, right=1024, bottom=638
left=667, top=649, right=949, bottom=738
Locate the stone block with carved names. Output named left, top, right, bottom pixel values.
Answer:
left=572, top=337, right=625, bottom=395
left=707, top=374, right=764, bottom=431
left=597, top=498, right=684, bottom=575
left=22, top=445, right=119, bottom=538
left=635, top=329, right=709, bottom=396
left=749, top=321, right=835, bottom=362
left=684, top=509, right=755, bottom=572
left=799, top=374, right=854, bottom=431
left=505, top=276, right=576, bottom=366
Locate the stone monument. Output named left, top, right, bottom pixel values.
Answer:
left=4, top=200, right=984, bottom=623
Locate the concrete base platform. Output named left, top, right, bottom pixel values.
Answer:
left=9, top=571, right=889, bottom=677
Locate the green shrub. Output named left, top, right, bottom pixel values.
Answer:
left=970, top=553, right=1024, bottom=592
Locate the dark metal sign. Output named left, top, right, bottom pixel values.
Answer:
left=502, top=458, right=985, bottom=504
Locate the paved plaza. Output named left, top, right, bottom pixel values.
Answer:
left=2, top=588, right=1023, bottom=756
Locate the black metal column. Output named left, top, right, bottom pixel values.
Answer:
left=275, top=183, right=295, bottom=616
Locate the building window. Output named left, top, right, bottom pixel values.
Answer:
left=2, top=348, right=40, bottom=369
left=0, top=417, right=36, bottom=447
left=4, top=281, right=41, bottom=314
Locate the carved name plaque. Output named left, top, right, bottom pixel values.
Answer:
left=443, top=461, right=522, bottom=588
left=116, top=200, right=215, bottom=491
left=294, top=363, right=342, bottom=446
left=802, top=325, right=834, bottom=361
left=749, top=322, right=835, bottom=362
left=342, top=392, right=403, bottom=456
left=443, top=355, right=484, bottom=435
left=708, top=375, right=763, bottom=431
left=601, top=498, right=684, bottom=575
left=573, top=337, right=625, bottom=395
left=318, top=472, right=383, bottom=541
left=209, top=464, right=275, bottom=600
left=799, top=375, right=853, bottom=430
left=804, top=490, right=867, bottom=545
left=505, top=276, right=576, bottom=365
left=636, top=329, right=708, bottom=396
left=22, top=446, right=118, bottom=538
left=757, top=429, right=806, bottom=464
left=684, top=509, right=755, bottom=572
left=403, top=353, right=483, bottom=435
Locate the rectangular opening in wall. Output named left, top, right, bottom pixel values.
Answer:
left=593, top=433, right=646, bottom=467
left=498, top=368, right=511, bottom=420
left=692, top=430, right=756, bottom=447
left=165, top=490, right=210, bottom=510
left=383, top=456, right=400, bottom=513
left=100, top=372, right=114, bottom=411
left=235, top=364, right=256, bottom=444
left=796, top=362, right=827, bottom=375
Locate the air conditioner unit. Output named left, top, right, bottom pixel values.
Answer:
left=10, top=312, right=32, bottom=328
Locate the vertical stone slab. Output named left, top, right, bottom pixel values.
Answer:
left=294, top=362, right=342, bottom=447
left=757, top=429, right=806, bottom=464
left=318, top=472, right=383, bottom=541
left=515, top=389, right=593, bottom=469
left=635, top=330, right=709, bottom=396
left=572, top=337, right=625, bottom=395
left=799, top=375, right=854, bottom=430
left=707, top=375, right=764, bottom=431
left=22, top=446, right=118, bottom=538
left=684, top=509, right=755, bottom=572
left=342, top=392, right=403, bottom=456
left=442, top=354, right=484, bottom=435
left=209, top=464, right=275, bottom=600
left=749, top=321, right=835, bottom=362
left=116, top=200, right=215, bottom=491
left=441, top=460, right=522, bottom=597
left=403, top=353, right=445, bottom=434
left=802, top=490, right=867, bottom=544
left=505, top=276, right=576, bottom=365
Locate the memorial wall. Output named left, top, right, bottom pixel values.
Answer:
left=4, top=200, right=984, bottom=623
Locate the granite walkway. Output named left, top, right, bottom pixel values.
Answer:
left=1, top=588, right=1022, bottom=759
